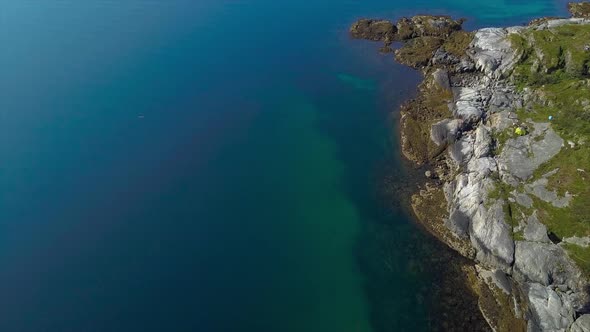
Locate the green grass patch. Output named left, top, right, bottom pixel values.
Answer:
left=563, top=243, right=590, bottom=276
left=510, top=24, right=590, bottom=86
left=506, top=23, right=590, bottom=274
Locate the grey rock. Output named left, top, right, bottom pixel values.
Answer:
left=489, top=111, right=518, bottom=131
left=431, top=119, right=463, bottom=146
left=490, top=91, right=512, bottom=108
left=446, top=209, right=471, bottom=238
left=432, top=48, right=460, bottom=66
left=514, top=242, right=581, bottom=289
left=453, top=87, right=484, bottom=123
left=431, top=68, right=451, bottom=91
left=474, top=126, right=492, bottom=158
left=570, top=314, right=590, bottom=332
left=498, top=123, right=563, bottom=180
left=525, top=178, right=572, bottom=208
left=523, top=212, right=551, bottom=243
left=562, top=236, right=590, bottom=248
left=534, top=18, right=590, bottom=30
left=469, top=27, right=524, bottom=78
left=470, top=201, right=515, bottom=269
left=526, top=283, right=575, bottom=332
left=467, top=157, right=496, bottom=178
left=541, top=168, right=560, bottom=178
left=456, top=57, right=476, bottom=72
left=449, top=135, right=474, bottom=165
left=513, top=191, right=534, bottom=208
left=477, top=265, right=512, bottom=294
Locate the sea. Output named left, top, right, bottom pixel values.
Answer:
left=0, top=1, right=571, bottom=331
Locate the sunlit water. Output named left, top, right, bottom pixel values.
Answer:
left=0, top=1, right=570, bottom=331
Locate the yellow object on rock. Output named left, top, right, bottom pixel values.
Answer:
left=515, top=127, right=526, bottom=136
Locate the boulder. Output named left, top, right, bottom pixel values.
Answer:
left=452, top=87, right=484, bottom=123
left=430, top=119, right=462, bottom=146
left=431, top=68, right=451, bottom=91
left=474, top=126, right=492, bottom=158
left=470, top=201, right=515, bottom=269
left=570, top=314, right=590, bottom=332
left=523, top=212, right=551, bottom=243
left=526, top=283, right=575, bottom=332
left=514, top=242, right=581, bottom=289
left=498, top=123, right=563, bottom=180
left=449, top=135, right=474, bottom=165
left=446, top=209, right=471, bottom=238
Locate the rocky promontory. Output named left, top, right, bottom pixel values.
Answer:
left=352, top=3, right=590, bottom=331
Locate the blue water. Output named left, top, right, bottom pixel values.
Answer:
left=0, top=1, right=571, bottom=331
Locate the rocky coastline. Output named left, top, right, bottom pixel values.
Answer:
left=352, top=3, right=590, bottom=331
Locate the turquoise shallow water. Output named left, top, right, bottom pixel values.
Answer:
left=0, top=1, right=571, bottom=331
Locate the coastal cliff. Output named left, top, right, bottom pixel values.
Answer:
left=352, top=3, right=590, bottom=331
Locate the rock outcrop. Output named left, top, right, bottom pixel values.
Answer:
left=352, top=6, right=590, bottom=332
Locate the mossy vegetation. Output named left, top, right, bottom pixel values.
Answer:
left=510, top=25, right=590, bottom=85
left=442, top=31, right=474, bottom=58
left=401, top=81, right=453, bottom=164
left=531, top=147, right=590, bottom=238
left=395, top=36, right=444, bottom=68
left=563, top=243, right=590, bottom=275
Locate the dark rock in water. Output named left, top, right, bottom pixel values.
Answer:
left=569, top=1, right=590, bottom=18
left=349, top=19, right=396, bottom=42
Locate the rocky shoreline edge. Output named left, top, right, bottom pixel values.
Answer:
left=352, top=2, right=590, bottom=331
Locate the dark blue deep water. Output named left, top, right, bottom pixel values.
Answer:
left=0, top=1, right=571, bottom=331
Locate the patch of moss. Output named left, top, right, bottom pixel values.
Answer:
left=395, top=36, right=444, bottom=68
left=442, top=31, right=474, bottom=58
left=532, top=195, right=590, bottom=239
left=531, top=145, right=590, bottom=235
left=510, top=24, right=590, bottom=88
left=400, top=81, right=453, bottom=164
left=513, top=231, right=525, bottom=241
left=563, top=243, right=590, bottom=275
